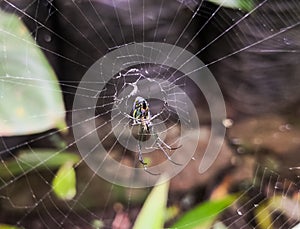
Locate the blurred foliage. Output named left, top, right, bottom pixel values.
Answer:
left=133, top=177, right=239, bottom=229
left=0, top=150, right=79, bottom=212
left=0, top=10, right=66, bottom=136
left=255, top=202, right=273, bottom=229
left=254, top=195, right=300, bottom=229
left=133, top=178, right=169, bottom=229
left=0, top=9, right=79, bottom=207
left=0, top=150, right=79, bottom=179
left=164, top=205, right=180, bottom=223
left=0, top=225, right=21, bottom=229
left=91, top=219, right=104, bottom=229
left=207, top=0, right=254, bottom=11
left=52, top=161, right=77, bottom=200
left=172, top=195, right=237, bottom=229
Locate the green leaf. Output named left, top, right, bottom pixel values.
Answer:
left=133, top=177, right=169, bottom=229
left=207, top=0, right=254, bottom=11
left=0, top=224, right=21, bottom=229
left=254, top=203, right=273, bottom=229
left=91, top=219, right=104, bottom=229
left=268, top=195, right=300, bottom=221
left=172, top=195, right=237, bottom=229
left=0, top=149, right=80, bottom=178
left=165, top=205, right=180, bottom=223
left=52, top=161, right=77, bottom=200
left=0, top=10, right=66, bottom=136
left=254, top=195, right=300, bottom=229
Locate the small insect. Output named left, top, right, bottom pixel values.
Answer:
left=126, top=96, right=182, bottom=175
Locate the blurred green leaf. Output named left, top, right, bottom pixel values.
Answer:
left=207, top=0, right=254, bottom=11
left=0, top=149, right=80, bottom=178
left=91, top=219, right=104, bottom=229
left=268, top=195, right=300, bottom=221
left=133, top=178, right=169, bottom=229
left=52, top=161, right=77, bottom=200
left=165, top=205, right=180, bottom=223
left=0, top=224, right=21, bottom=229
left=0, top=10, right=66, bottom=136
left=253, top=195, right=300, bottom=228
left=172, top=195, right=237, bottom=229
left=254, top=203, right=273, bottom=229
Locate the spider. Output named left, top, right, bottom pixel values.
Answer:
left=125, top=96, right=182, bottom=175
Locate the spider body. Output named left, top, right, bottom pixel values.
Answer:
left=128, top=96, right=182, bottom=175
left=132, top=96, right=151, bottom=134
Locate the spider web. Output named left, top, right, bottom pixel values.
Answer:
left=0, top=0, right=300, bottom=228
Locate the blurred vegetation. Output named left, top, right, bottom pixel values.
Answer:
left=0, top=10, right=66, bottom=136
left=133, top=178, right=169, bottom=229
left=0, top=149, right=79, bottom=179
left=0, top=10, right=78, bottom=228
left=207, top=0, right=254, bottom=11
left=133, top=179, right=238, bottom=229
left=172, top=195, right=237, bottom=229
left=0, top=225, right=21, bottom=229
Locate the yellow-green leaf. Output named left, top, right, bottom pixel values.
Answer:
left=52, top=161, right=77, bottom=200
left=268, top=195, right=300, bottom=221
left=0, top=10, right=66, bottom=136
left=172, top=195, right=237, bottom=229
left=207, top=0, right=254, bottom=11
left=133, top=177, right=169, bottom=229
left=91, top=219, right=104, bottom=229
left=0, top=149, right=80, bottom=179
left=254, top=203, right=273, bottom=229
left=0, top=224, right=21, bottom=229
left=165, top=205, right=180, bottom=222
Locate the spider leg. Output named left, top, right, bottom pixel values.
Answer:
left=138, top=141, right=146, bottom=165
left=143, top=166, right=160, bottom=176
left=144, top=131, right=182, bottom=165
left=123, top=113, right=141, bottom=125
left=138, top=136, right=160, bottom=175
left=157, top=136, right=182, bottom=150
left=156, top=142, right=182, bottom=166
